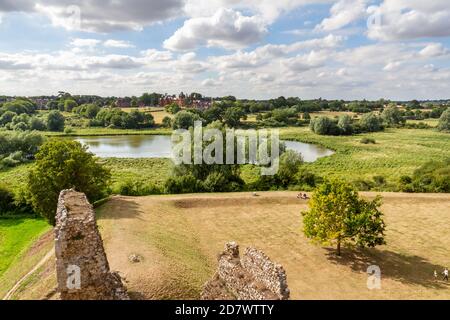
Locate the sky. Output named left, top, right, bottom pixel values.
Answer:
left=0, top=0, right=450, bottom=100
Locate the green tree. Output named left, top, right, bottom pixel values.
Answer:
left=302, top=179, right=386, bottom=256
left=360, top=112, right=383, bottom=132
left=165, top=102, right=181, bottom=115
left=46, top=110, right=65, bottom=131
left=381, top=105, right=405, bottom=127
left=30, top=117, right=47, bottom=131
left=27, top=140, right=111, bottom=225
left=64, top=99, right=78, bottom=112
left=223, top=107, right=244, bottom=127
left=172, top=110, right=203, bottom=129
left=162, top=116, right=172, bottom=128
left=437, top=107, right=450, bottom=132
left=337, top=114, right=353, bottom=135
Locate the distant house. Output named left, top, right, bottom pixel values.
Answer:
left=116, top=97, right=132, bottom=108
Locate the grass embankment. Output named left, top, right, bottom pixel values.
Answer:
left=0, top=218, right=52, bottom=299
left=93, top=192, right=450, bottom=300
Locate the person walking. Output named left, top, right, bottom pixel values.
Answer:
left=443, top=268, right=449, bottom=281
left=434, top=270, right=438, bottom=280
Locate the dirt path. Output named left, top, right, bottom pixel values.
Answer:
left=2, top=248, right=55, bottom=300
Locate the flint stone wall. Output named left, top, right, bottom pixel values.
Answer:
left=55, top=189, right=129, bottom=300
left=201, top=242, right=290, bottom=300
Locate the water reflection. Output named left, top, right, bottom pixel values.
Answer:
left=76, top=135, right=334, bottom=162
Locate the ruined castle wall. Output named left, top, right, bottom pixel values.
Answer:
left=55, top=189, right=129, bottom=300
left=201, top=242, right=290, bottom=300
left=241, top=247, right=289, bottom=300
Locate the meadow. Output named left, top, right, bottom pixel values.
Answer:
left=1, top=126, right=449, bottom=194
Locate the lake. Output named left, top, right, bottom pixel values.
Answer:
left=76, top=135, right=334, bottom=163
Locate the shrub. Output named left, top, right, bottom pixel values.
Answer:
left=164, top=175, right=203, bottom=194
left=27, top=140, right=111, bottom=225
left=13, top=122, right=29, bottom=131
left=360, top=138, right=376, bottom=144
left=117, top=180, right=162, bottom=196
left=0, top=186, right=15, bottom=214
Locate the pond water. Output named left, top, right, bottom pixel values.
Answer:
left=75, top=135, right=334, bottom=163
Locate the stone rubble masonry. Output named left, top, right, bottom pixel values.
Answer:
left=55, top=189, right=129, bottom=300
left=201, top=242, right=290, bottom=300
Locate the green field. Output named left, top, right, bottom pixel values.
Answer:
left=279, top=127, right=450, bottom=185
left=1, top=126, right=449, bottom=193
left=0, top=218, right=51, bottom=277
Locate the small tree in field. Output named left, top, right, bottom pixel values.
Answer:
left=27, top=140, right=111, bottom=225
left=302, top=179, right=386, bottom=256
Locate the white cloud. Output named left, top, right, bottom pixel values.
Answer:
left=70, top=38, right=101, bottom=48
left=419, top=43, right=449, bottom=58
left=103, top=40, right=135, bottom=49
left=163, top=8, right=267, bottom=51
left=1, top=0, right=185, bottom=32
left=316, top=0, right=368, bottom=31
left=283, top=50, right=329, bottom=71
left=367, top=0, right=450, bottom=41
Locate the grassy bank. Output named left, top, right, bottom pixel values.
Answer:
left=0, top=218, right=51, bottom=278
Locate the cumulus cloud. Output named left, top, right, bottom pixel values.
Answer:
left=1, top=0, right=184, bottom=32
left=283, top=50, right=329, bottom=71
left=103, top=40, right=135, bottom=49
left=316, top=0, right=368, bottom=31
left=163, top=8, right=267, bottom=51
left=210, top=34, right=343, bottom=70
left=419, top=43, right=449, bottom=58
left=70, top=38, right=101, bottom=48
left=367, top=0, right=450, bottom=41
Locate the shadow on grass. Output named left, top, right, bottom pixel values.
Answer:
left=325, top=248, right=449, bottom=289
left=95, top=197, right=145, bottom=221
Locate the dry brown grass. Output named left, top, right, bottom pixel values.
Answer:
left=95, top=192, right=450, bottom=300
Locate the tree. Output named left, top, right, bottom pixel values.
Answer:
left=165, top=102, right=181, bottom=115
left=223, top=107, right=244, bottom=128
left=162, top=116, right=172, bottom=128
left=64, top=99, right=78, bottom=112
left=276, top=150, right=303, bottom=187
left=30, top=117, right=47, bottom=131
left=172, top=110, right=202, bottom=129
left=337, top=115, right=353, bottom=135
left=360, top=112, right=383, bottom=132
left=46, top=110, right=65, bottom=131
left=437, top=107, right=450, bottom=132
left=27, top=140, right=111, bottom=225
left=302, top=179, right=386, bottom=256
left=310, top=116, right=339, bottom=135
left=381, top=105, right=405, bottom=127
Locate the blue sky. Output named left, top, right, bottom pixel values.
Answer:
left=1, top=0, right=450, bottom=100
